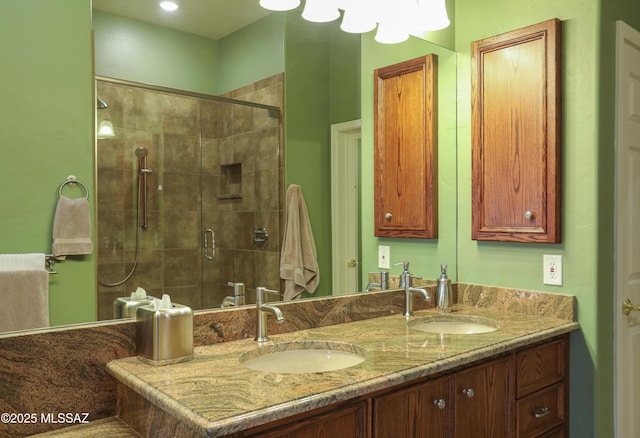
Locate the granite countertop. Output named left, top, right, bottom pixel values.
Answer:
left=107, top=304, right=579, bottom=437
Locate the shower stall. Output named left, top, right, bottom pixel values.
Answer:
left=95, top=76, right=284, bottom=320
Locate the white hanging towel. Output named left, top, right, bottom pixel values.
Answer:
left=0, top=254, right=49, bottom=331
left=280, top=185, right=320, bottom=300
left=0, top=253, right=45, bottom=271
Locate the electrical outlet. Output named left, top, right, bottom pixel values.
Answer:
left=378, top=246, right=390, bottom=269
left=543, top=255, right=562, bottom=286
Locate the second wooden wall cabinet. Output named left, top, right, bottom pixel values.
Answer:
left=471, top=19, right=562, bottom=243
left=374, top=55, right=438, bottom=239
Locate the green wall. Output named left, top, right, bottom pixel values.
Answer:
left=217, top=14, right=285, bottom=94
left=93, top=10, right=219, bottom=94
left=0, top=0, right=95, bottom=326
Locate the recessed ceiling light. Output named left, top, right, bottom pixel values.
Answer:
left=160, top=1, right=179, bottom=11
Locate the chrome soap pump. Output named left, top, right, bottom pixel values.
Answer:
left=436, top=264, right=453, bottom=312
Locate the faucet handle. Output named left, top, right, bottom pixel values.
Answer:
left=256, top=287, right=281, bottom=304
left=394, top=261, right=410, bottom=271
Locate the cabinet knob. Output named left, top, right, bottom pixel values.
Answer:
left=433, top=399, right=446, bottom=409
left=524, top=210, right=535, bottom=220
left=384, top=212, right=392, bottom=220
left=462, top=388, right=475, bottom=398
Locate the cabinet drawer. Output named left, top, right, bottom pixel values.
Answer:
left=516, top=337, right=566, bottom=398
left=516, top=383, right=564, bottom=438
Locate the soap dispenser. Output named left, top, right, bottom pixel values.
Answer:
left=436, top=264, right=453, bottom=312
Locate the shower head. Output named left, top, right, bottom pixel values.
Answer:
left=97, top=96, right=109, bottom=110
left=135, top=147, right=148, bottom=157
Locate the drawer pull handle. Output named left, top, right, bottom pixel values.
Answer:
left=433, top=399, right=446, bottom=409
left=462, top=388, right=475, bottom=398
left=384, top=212, right=392, bottom=220
left=532, top=407, right=551, bottom=418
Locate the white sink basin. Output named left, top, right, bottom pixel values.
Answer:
left=409, top=314, right=500, bottom=335
left=239, top=341, right=367, bottom=374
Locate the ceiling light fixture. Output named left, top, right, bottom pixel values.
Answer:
left=159, top=1, right=179, bottom=12
left=259, top=0, right=450, bottom=43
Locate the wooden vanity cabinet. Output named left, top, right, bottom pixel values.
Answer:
left=454, top=355, right=514, bottom=437
left=234, top=335, right=569, bottom=438
left=373, top=55, right=438, bottom=239
left=471, top=19, right=562, bottom=243
left=372, top=375, right=451, bottom=437
left=372, top=355, right=513, bottom=438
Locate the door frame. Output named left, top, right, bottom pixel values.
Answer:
left=331, top=119, right=361, bottom=295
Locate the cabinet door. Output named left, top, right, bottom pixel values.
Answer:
left=454, top=356, right=514, bottom=438
left=247, top=401, right=368, bottom=438
left=374, top=55, right=438, bottom=238
left=471, top=19, right=562, bottom=242
left=372, top=376, right=451, bottom=438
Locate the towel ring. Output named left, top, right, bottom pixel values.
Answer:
left=58, top=176, right=89, bottom=200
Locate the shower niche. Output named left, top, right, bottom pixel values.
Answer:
left=218, top=163, right=243, bottom=200
left=95, top=76, right=284, bottom=320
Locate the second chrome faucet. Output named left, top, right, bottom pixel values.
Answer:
left=397, top=261, right=430, bottom=317
left=254, top=287, right=284, bottom=342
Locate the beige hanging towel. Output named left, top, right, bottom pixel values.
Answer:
left=280, top=184, right=319, bottom=300
left=0, top=254, right=49, bottom=331
left=52, top=196, right=93, bottom=258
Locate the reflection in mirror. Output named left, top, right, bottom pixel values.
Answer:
left=90, top=2, right=456, bottom=326
left=96, top=77, right=283, bottom=319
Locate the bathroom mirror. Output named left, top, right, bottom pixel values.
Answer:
left=90, top=1, right=457, bottom=319
left=0, top=2, right=457, bottom=333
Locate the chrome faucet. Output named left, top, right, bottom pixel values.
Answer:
left=221, top=282, right=245, bottom=307
left=397, top=261, right=430, bottom=317
left=254, top=287, right=284, bottom=342
left=366, top=271, right=389, bottom=291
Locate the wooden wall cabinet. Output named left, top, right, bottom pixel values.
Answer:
left=374, top=55, right=438, bottom=239
left=471, top=19, right=562, bottom=243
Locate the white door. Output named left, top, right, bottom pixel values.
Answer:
left=615, top=20, right=640, bottom=438
left=331, top=120, right=361, bottom=294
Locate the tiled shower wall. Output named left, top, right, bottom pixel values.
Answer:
left=96, top=74, right=283, bottom=320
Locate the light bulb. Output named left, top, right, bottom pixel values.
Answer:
left=98, top=120, right=115, bottom=138
left=416, top=0, right=450, bottom=31
left=375, top=20, right=409, bottom=44
left=159, top=1, right=178, bottom=12
left=302, top=0, right=340, bottom=23
left=340, top=0, right=376, bottom=33
left=259, top=0, right=300, bottom=12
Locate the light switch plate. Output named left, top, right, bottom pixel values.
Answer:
left=378, top=246, right=390, bottom=269
left=543, top=254, right=562, bottom=286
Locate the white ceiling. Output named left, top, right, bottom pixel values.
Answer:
left=92, top=0, right=272, bottom=40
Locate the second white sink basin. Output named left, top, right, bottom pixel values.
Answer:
left=409, top=314, right=500, bottom=335
left=239, top=341, right=367, bottom=374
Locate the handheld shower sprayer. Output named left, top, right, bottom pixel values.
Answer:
left=135, top=148, right=151, bottom=229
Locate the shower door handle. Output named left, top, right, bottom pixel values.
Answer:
left=204, top=229, right=215, bottom=260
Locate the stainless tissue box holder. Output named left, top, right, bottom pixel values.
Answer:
left=136, top=303, right=194, bottom=366
left=113, top=296, right=156, bottom=319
